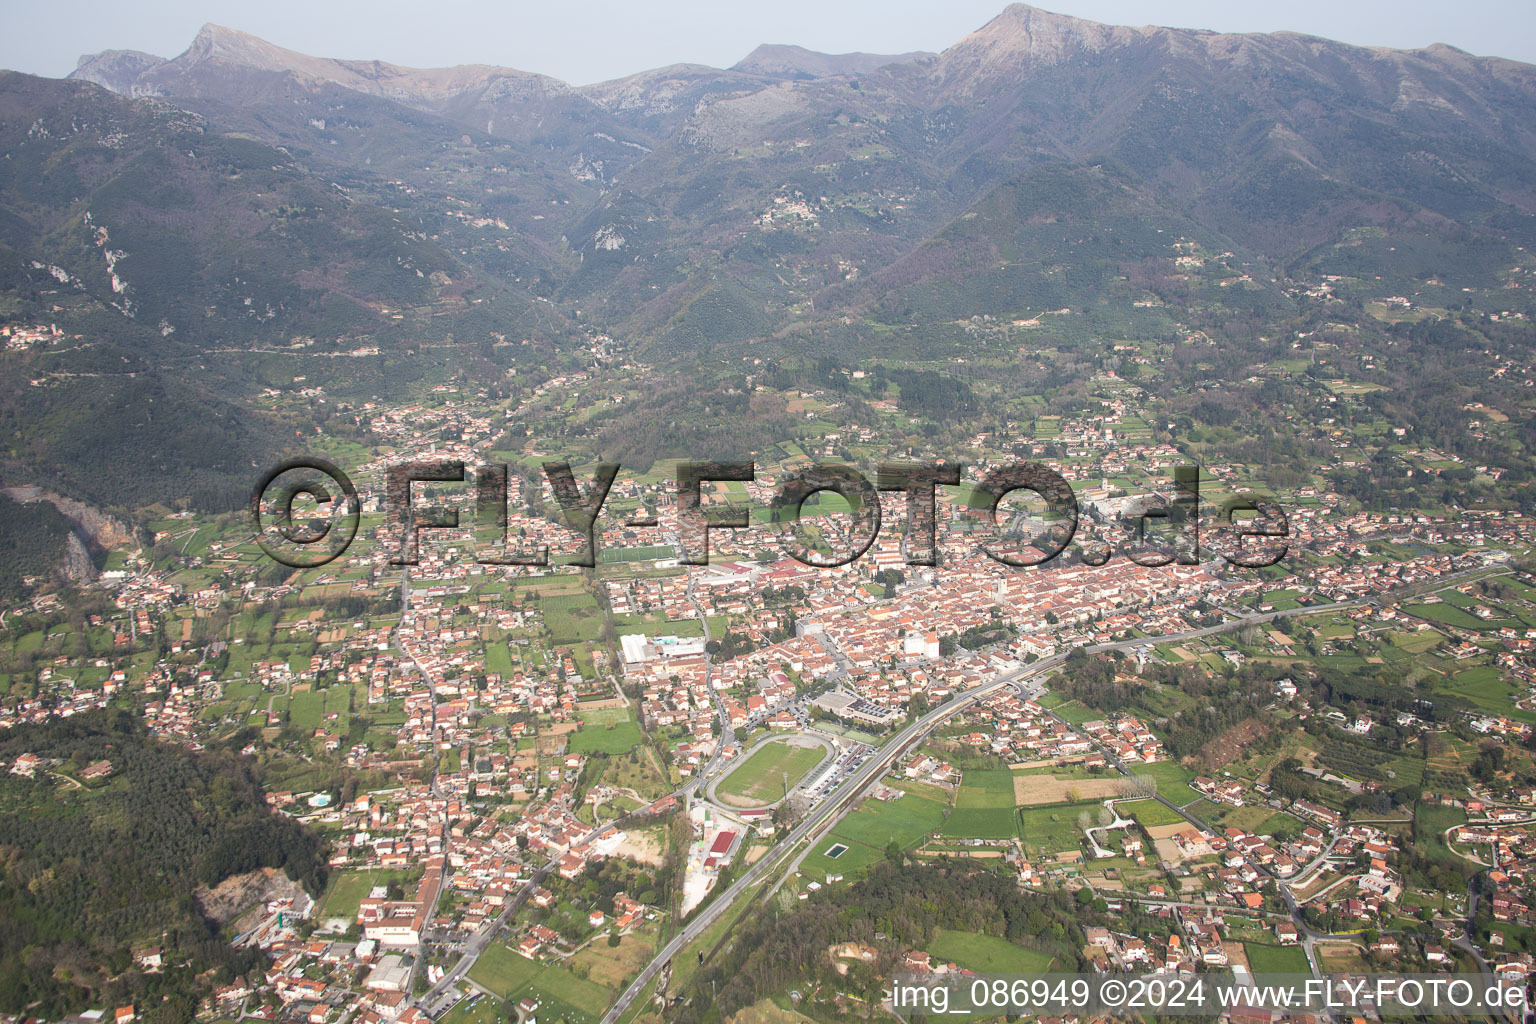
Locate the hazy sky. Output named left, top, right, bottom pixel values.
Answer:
left=5, top=0, right=1535, bottom=85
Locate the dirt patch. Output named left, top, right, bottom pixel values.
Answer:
left=577, top=697, right=628, bottom=712
left=613, top=827, right=667, bottom=866
left=1149, top=823, right=1209, bottom=866
left=916, top=847, right=1004, bottom=859
left=197, top=866, right=307, bottom=924
left=1014, top=775, right=1126, bottom=806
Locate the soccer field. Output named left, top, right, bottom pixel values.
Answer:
left=716, top=739, right=827, bottom=807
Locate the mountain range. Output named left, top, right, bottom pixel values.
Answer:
left=0, top=4, right=1534, bottom=515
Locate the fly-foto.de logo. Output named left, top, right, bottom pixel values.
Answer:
left=250, top=457, right=1288, bottom=571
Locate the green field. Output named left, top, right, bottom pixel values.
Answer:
left=283, top=685, right=350, bottom=732
left=610, top=612, right=727, bottom=640
left=317, top=868, right=419, bottom=923
left=568, top=705, right=644, bottom=754
left=1129, top=760, right=1203, bottom=803
left=485, top=642, right=515, bottom=678
left=599, top=544, right=677, bottom=563
left=833, top=790, right=948, bottom=850
left=927, top=929, right=1054, bottom=973
left=464, top=939, right=619, bottom=1020
left=802, top=783, right=949, bottom=882
left=1405, top=602, right=1489, bottom=630
left=1414, top=803, right=1472, bottom=867
left=717, top=739, right=827, bottom=807
left=941, top=807, right=1019, bottom=839
left=539, top=592, right=606, bottom=644
left=1042, top=699, right=1101, bottom=727
left=1439, top=665, right=1535, bottom=722
left=1017, top=806, right=1085, bottom=858
left=941, top=769, right=1019, bottom=839
left=519, top=963, right=613, bottom=1020
left=1117, top=799, right=1185, bottom=827
left=954, top=770, right=1016, bottom=808
left=802, top=837, right=887, bottom=882
left=1244, top=942, right=1311, bottom=974
left=468, top=942, right=542, bottom=997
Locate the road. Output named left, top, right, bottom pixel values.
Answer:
left=399, top=560, right=1509, bottom=1019
left=414, top=596, right=1372, bottom=1020
left=595, top=598, right=1373, bottom=1023
left=596, top=657, right=1050, bottom=1023
left=418, top=573, right=729, bottom=1015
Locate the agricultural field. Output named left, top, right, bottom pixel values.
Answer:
left=1014, top=773, right=1125, bottom=806
left=717, top=739, right=827, bottom=807
left=941, top=769, right=1019, bottom=839
left=833, top=787, right=949, bottom=851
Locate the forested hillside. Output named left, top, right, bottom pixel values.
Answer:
left=0, top=712, right=328, bottom=1020
left=670, top=861, right=1132, bottom=1023
left=0, top=493, right=71, bottom=601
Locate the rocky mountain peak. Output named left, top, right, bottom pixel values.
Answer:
left=946, top=4, right=1153, bottom=65
left=70, top=49, right=166, bottom=94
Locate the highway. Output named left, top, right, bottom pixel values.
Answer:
left=594, top=658, right=1049, bottom=1023
left=416, top=594, right=1372, bottom=1020
left=595, top=597, right=1372, bottom=1024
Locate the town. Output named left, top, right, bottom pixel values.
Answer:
left=6, top=334, right=1536, bottom=1024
